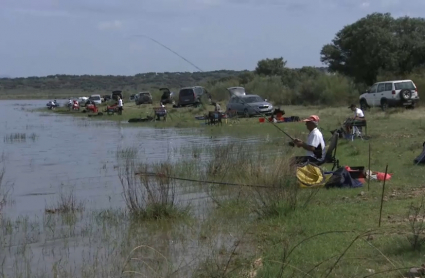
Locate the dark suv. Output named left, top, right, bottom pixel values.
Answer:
left=177, top=86, right=205, bottom=107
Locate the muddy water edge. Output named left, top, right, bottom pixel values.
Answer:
left=0, top=100, right=289, bottom=277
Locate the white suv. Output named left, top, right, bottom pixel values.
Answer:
left=359, top=79, right=419, bottom=110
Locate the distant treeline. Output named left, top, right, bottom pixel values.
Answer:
left=0, top=68, right=329, bottom=92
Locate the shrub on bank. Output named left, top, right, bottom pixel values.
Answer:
left=204, top=69, right=425, bottom=107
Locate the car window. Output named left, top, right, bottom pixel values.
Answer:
left=244, top=96, right=263, bottom=103
left=377, top=83, right=385, bottom=92
left=228, top=87, right=246, bottom=96
left=179, top=89, right=194, bottom=97
left=394, top=81, right=416, bottom=90
left=369, top=84, right=377, bottom=93
left=385, top=83, right=392, bottom=91
left=194, top=87, right=203, bottom=96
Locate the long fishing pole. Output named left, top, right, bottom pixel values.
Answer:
left=127, top=34, right=204, bottom=72
left=267, top=118, right=295, bottom=141
left=257, top=110, right=295, bottom=141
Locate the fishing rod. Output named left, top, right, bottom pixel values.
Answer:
left=256, top=110, right=295, bottom=141
left=127, top=34, right=204, bottom=72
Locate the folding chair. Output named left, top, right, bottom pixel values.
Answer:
left=315, top=132, right=341, bottom=170
left=351, top=120, right=367, bottom=141
left=153, top=107, right=167, bottom=121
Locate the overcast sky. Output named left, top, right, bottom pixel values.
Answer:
left=0, top=0, right=422, bottom=77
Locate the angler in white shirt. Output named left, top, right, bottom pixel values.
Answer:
left=345, top=104, right=365, bottom=134
left=118, top=97, right=123, bottom=115
left=292, top=115, right=326, bottom=164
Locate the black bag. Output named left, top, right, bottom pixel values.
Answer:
left=325, top=167, right=363, bottom=189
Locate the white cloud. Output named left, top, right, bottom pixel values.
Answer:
left=97, top=20, right=122, bottom=30
left=360, top=2, right=369, bottom=8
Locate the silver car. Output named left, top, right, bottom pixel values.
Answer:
left=226, top=92, right=273, bottom=117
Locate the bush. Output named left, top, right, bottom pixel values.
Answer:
left=205, top=71, right=360, bottom=107
left=204, top=65, right=425, bottom=107
left=206, top=79, right=240, bottom=102
left=245, top=76, right=295, bottom=105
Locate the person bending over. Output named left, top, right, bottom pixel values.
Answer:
left=344, top=104, right=365, bottom=135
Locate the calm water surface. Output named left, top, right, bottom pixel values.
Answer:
left=0, top=99, right=263, bottom=220
left=0, top=99, right=278, bottom=277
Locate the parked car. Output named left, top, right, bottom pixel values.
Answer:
left=129, top=94, right=136, bottom=101
left=135, top=91, right=153, bottom=105
left=160, top=88, right=174, bottom=104
left=359, top=79, right=420, bottom=111
left=78, top=97, right=88, bottom=106
left=88, top=94, right=102, bottom=105
left=226, top=94, right=273, bottom=117
left=111, top=90, right=123, bottom=101
left=177, top=86, right=205, bottom=107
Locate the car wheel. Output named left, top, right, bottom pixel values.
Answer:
left=400, top=89, right=412, bottom=100
left=381, top=99, right=388, bottom=111
left=360, top=100, right=368, bottom=111
left=243, top=109, right=250, bottom=118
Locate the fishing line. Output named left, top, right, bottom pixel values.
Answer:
left=127, top=34, right=204, bottom=72
left=134, top=172, right=291, bottom=189
left=127, top=34, right=295, bottom=142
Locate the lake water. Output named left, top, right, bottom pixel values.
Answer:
left=0, top=99, right=272, bottom=277
left=0, top=100, right=266, bottom=220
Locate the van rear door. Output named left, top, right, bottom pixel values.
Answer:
left=179, top=88, right=195, bottom=104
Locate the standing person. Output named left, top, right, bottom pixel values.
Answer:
left=291, top=115, right=326, bottom=165
left=156, top=102, right=167, bottom=120
left=214, top=102, right=222, bottom=112
left=344, top=104, right=365, bottom=136
left=118, top=96, right=123, bottom=115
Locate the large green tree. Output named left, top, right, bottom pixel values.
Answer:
left=320, top=13, right=425, bottom=85
left=393, top=16, right=425, bottom=74
left=255, top=57, right=287, bottom=76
